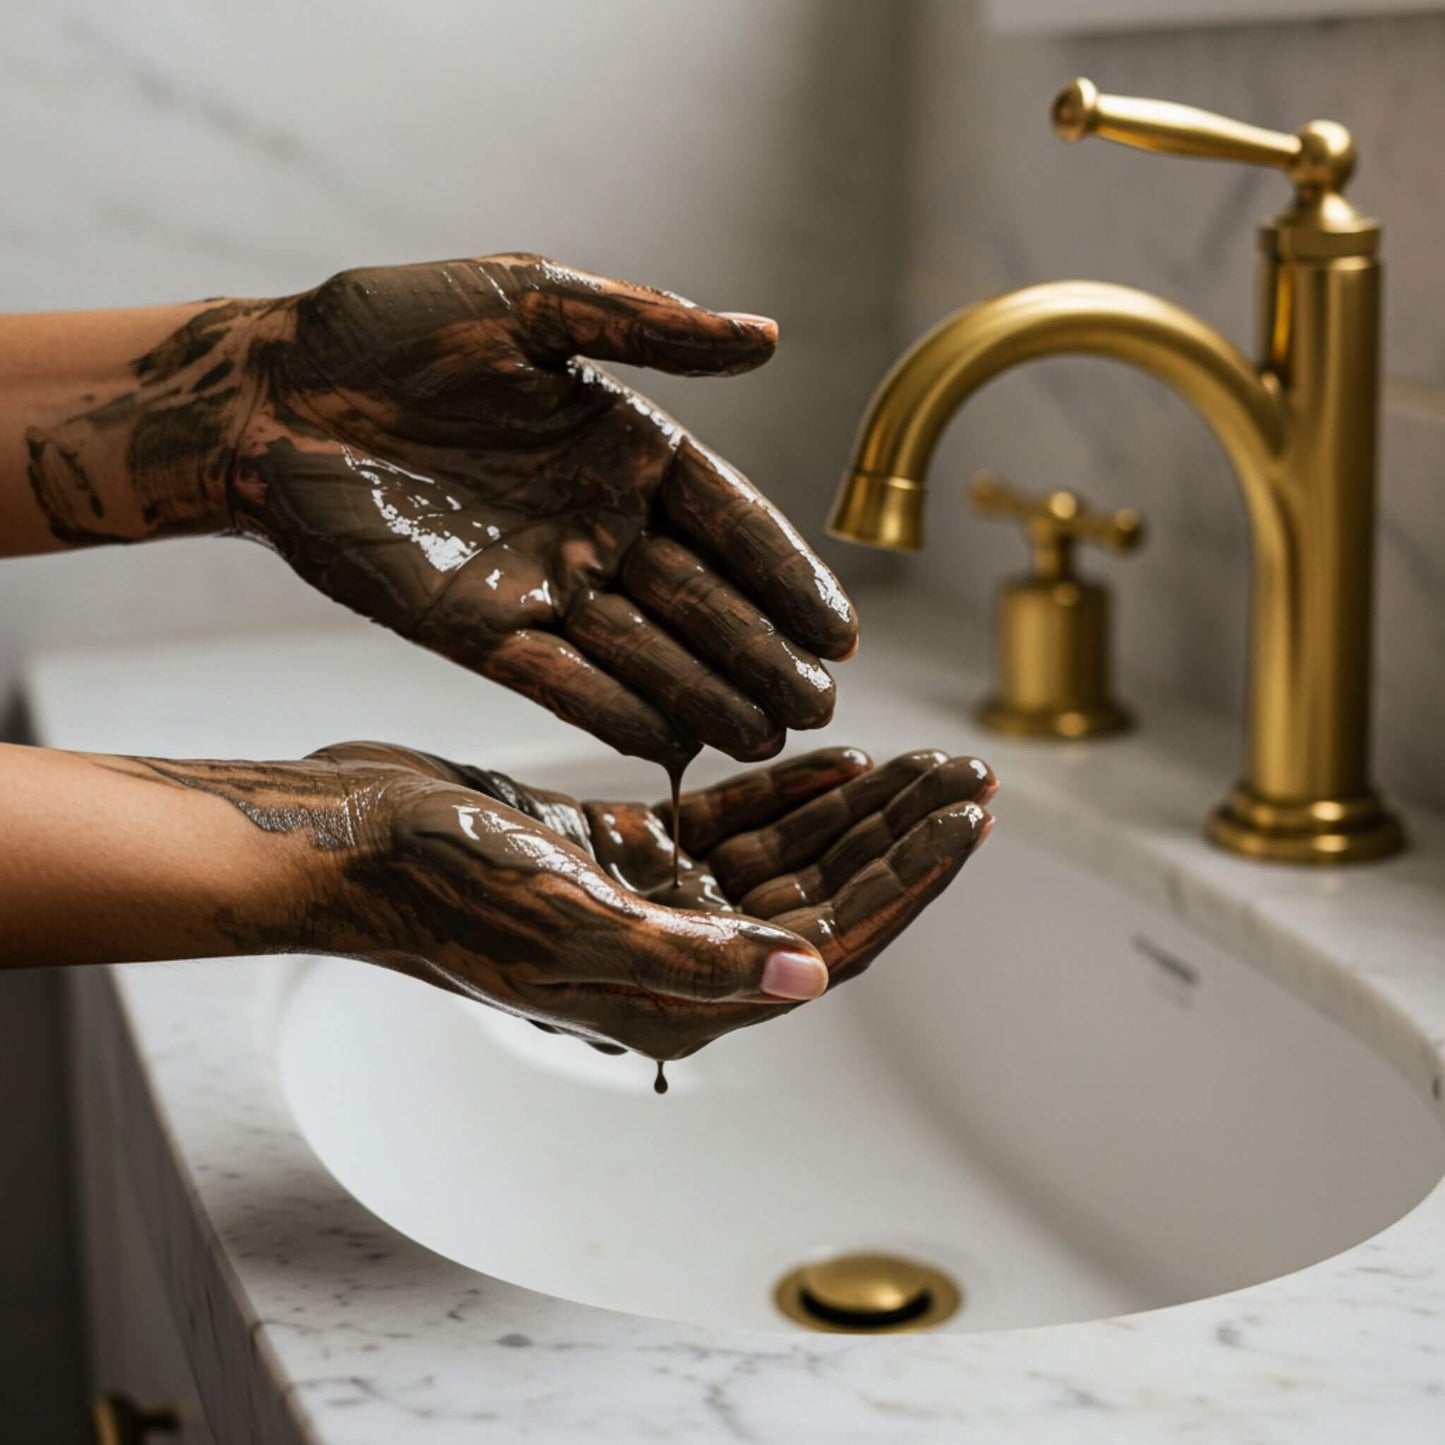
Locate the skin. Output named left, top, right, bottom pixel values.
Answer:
left=0, top=255, right=998, bottom=1061
left=0, top=740, right=995, bottom=1060
left=16, top=254, right=858, bottom=766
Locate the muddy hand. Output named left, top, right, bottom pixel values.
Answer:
left=26, top=256, right=857, bottom=766
left=286, top=742, right=995, bottom=1060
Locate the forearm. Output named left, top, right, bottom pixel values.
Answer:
left=0, top=300, right=272, bottom=558
left=0, top=742, right=342, bottom=969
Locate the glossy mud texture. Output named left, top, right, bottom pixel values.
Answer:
left=26, top=255, right=858, bottom=766
left=107, top=740, right=995, bottom=1061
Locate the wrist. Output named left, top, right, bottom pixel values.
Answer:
left=218, top=814, right=350, bottom=958
left=21, top=299, right=277, bottom=546
left=201, top=756, right=367, bottom=958
left=95, top=753, right=364, bottom=961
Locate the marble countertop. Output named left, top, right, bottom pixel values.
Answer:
left=28, top=593, right=1445, bottom=1444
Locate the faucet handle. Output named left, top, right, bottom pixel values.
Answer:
left=1052, top=77, right=1355, bottom=198
left=968, top=473, right=1142, bottom=740
left=969, top=473, right=1142, bottom=579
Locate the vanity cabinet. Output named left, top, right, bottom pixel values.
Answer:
left=71, top=972, right=215, bottom=1445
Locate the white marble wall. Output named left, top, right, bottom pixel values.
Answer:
left=0, top=0, right=902, bottom=698
left=899, top=2, right=1445, bottom=816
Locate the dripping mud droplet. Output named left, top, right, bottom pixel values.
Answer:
left=654, top=1060, right=669, bottom=1095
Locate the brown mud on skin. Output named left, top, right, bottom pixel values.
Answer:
left=25, top=299, right=273, bottom=547
left=25, top=254, right=857, bottom=765
left=98, top=741, right=995, bottom=1061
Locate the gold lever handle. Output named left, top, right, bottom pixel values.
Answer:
left=970, top=473, right=1142, bottom=558
left=93, top=1395, right=180, bottom=1445
left=1051, top=77, right=1354, bottom=195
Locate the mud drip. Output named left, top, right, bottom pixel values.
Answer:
left=654, top=1060, right=669, bottom=1095
left=668, top=760, right=686, bottom=892
left=647, top=753, right=720, bottom=909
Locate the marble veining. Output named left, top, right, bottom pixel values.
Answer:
left=31, top=594, right=1445, bottom=1444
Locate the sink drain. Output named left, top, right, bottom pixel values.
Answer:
left=774, top=1252, right=962, bottom=1333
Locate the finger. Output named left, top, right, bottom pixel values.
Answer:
left=542, top=890, right=829, bottom=1005
left=773, top=803, right=993, bottom=984
left=710, top=749, right=949, bottom=900
left=473, top=628, right=698, bottom=769
left=664, top=746, right=873, bottom=858
left=661, top=440, right=857, bottom=661
left=494, top=253, right=778, bottom=376
left=622, top=533, right=836, bottom=731
left=619, top=908, right=831, bottom=1004
left=563, top=589, right=783, bottom=762
left=738, top=756, right=996, bottom=917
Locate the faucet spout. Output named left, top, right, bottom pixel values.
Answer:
left=829, top=281, right=1283, bottom=552
left=832, top=80, right=1404, bottom=862
left=830, top=276, right=1403, bottom=863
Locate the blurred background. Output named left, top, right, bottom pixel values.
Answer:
left=3, top=1, right=1443, bottom=1437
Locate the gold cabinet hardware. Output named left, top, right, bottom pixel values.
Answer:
left=829, top=78, right=1403, bottom=863
left=92, top=1394, right=180, bottom=1445
left=969, top=473, right=1142, bottom=739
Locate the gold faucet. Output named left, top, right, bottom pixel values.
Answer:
left=829, top=79, right=1403, bottom=865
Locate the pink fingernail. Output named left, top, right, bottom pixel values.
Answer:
left=761, top=950, right=829, bottom=1000
left=722, top=311, right=779, bottom=333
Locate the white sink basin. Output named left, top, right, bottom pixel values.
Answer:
left=277, top=751, right=1445, bottom=1335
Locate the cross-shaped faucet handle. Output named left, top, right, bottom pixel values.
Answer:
left=969, top=472, right=1143, bottom=580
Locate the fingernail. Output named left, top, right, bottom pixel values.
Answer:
left=952, top=801, right=994, bottom=851
left=761, top=950, right=829, bottom=1000
left=722, top=311, right=779, bottom=334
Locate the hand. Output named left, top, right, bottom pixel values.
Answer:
left=23, top=257, right=855, bottom=765
left=297, top=741, right=995, bottom=1060
left=232, top=255, right=857, bottom=764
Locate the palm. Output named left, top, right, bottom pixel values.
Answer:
left=248, top=354, right=669, bottom=647
left=317, top=741, right=995, bottom=1060
left=230, top=255, right=856, bottom=767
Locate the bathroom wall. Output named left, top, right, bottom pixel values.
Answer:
left=899, top=1, right=1445, bottom=817
left=0, top=4, right=903, bottom=1438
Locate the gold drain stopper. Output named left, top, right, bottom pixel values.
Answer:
left=774, top=1252, right=962, bottom=1333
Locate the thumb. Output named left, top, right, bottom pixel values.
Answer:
left=641, top=907, right=830, bottom=1004
left=497, top=254, right=779, bottom=377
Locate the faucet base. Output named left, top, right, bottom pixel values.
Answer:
left=1207, top=784, right=1405, bottom=864
left=977, top=697, right=1132, bottom=740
